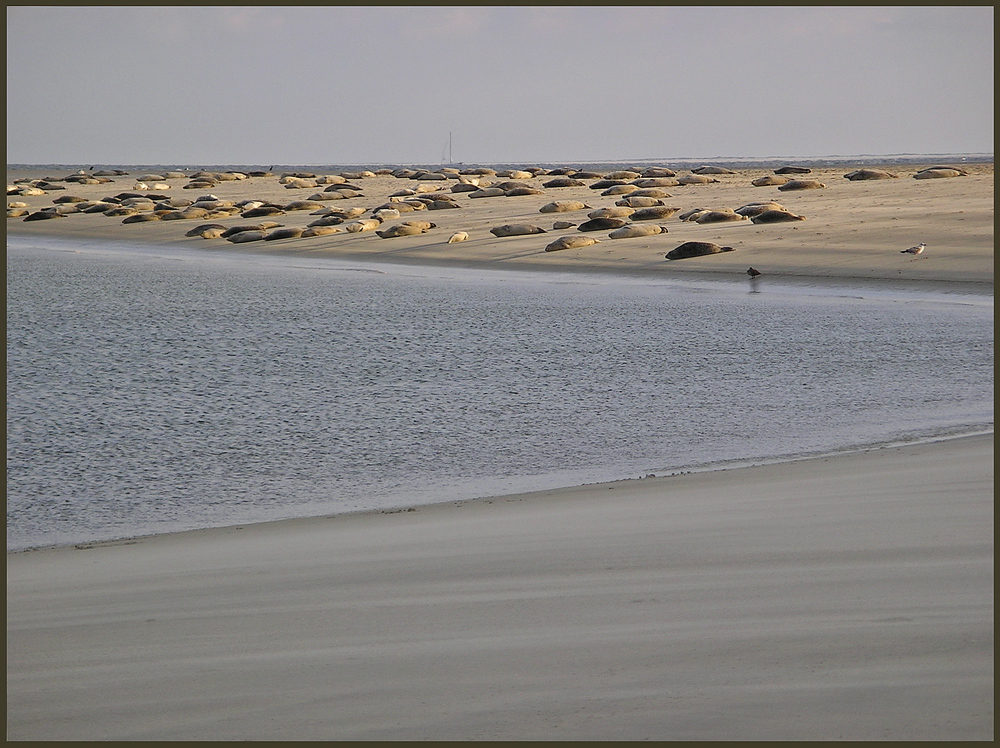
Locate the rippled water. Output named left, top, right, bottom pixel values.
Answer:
left=7, top=238, right=994, bottom=549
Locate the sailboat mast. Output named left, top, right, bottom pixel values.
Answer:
left=449, top=132, right=452, bottom=164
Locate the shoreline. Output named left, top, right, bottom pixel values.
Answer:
left=8, top=232, right=994, bottom=302
left=7, top=425, right=994, bottom=555
left=8, top=432, right=993, bottom=740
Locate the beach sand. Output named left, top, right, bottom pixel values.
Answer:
left=7, top=162, right=994, bottom=290
left=6, top=434, right=994, bottom=740
left=6, top=162, right=994, bottom=740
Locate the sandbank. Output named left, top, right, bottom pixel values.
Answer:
left=7, top=434, right=993, bottom=740
left=7, top=162, right=994, bottom=293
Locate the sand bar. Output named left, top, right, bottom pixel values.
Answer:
left=7, top=162, right=994, bottom=292
left=7, top=434, right=993, bottom=740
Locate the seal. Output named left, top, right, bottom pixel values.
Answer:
left=376, top=224, right=430, bottom=238
left=345, top=219, right=382, bottom=233
left=692, top=166, right=737, bottom=175
left=552, top=221, right=577, bottom=229
left=588, top=206, right=635, bottom=219
left=539, top=200, right=590, bottom=213
left=301, top=226, right=344, bottom=237
left=631, top=178, right=679, bottom=188
left=666, top=241, right=734, bottom=260
left=629, top=188, right=673, bottom=198
left=545, top=235, right=601, bottom=252
left=185, top=223, right=228, bottom=237
left=469, top=187, right=506, bottom=198
left=734, top=201, right=786, bottom=217
left=603, top=170, right=641, bottom=180
left=226, top=230, right=267, bottom=243
left=490, top=224, right=547, bottom=237
left=577, top=217, right=628, bottom=232
left=308, top=215, right=346, bottom=227
left=221, top=223, right=282, bottom=238
left=615, top=197, right=665, bottom=208
left=542, top=178, right=585, bottom=188
left=777, top=179, right=826, bottom=191
left=608, top=224, right=667, bottom=239
left=447, top=231, right=469, bottom=244
left=283, top=201, right=326, bottom=211
left=263, top=227, right=304, bottom=241
left=601, top=185, right=640, bottom=196
left=774, top=166, right=811, bottom=174
left=23, top=210, right=66, bottom=221
left=630, top=206, right=680, bottom=221
left=844, top=169, right=898, bottom=180
left=505, top=187, right=545, bottom=196
left=242, top=206, right=286, bottom=218
left=122, top=213, right=162, bottom=223
left=751, top=175, right=791, bottom=187
left=677, top=174, right=720, bottom=185
left=198, top=228, right=227, bottom=239
left=913, top=167, right=967, bottom=179
left=751, top=210, right=806, bottom=223
left=695, top=210, right=747, bottom=224
left=639, top=167, right=676, bottom=178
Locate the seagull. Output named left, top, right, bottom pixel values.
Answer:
left=747, top=267, right=762, bottom=278
left=901, top=242, right=926, bottom=255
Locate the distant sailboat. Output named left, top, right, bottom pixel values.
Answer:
left=441, top=132, right=461, bottom=166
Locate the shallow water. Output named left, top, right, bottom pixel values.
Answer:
left=7, top=237, right=994, bottom=550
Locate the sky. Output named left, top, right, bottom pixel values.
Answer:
left=6, top=6, right=995, bottom=166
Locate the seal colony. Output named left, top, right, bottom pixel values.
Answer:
left=7, top=160, right=994, bottom=284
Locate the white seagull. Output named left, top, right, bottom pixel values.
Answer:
left=901, top=242, right=926, bottom=255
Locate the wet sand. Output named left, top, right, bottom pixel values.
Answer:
left=7, top=434, right=993, bottom=740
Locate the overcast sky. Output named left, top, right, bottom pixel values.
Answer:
left=7, top=6, right=994, bottom=166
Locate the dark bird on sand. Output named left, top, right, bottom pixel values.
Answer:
left=747, top=267, right=762, bottom=278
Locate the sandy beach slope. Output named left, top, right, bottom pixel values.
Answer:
left=7, top=434, right=993, bottom=741
left=7, top=162, right=994, bottom=290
